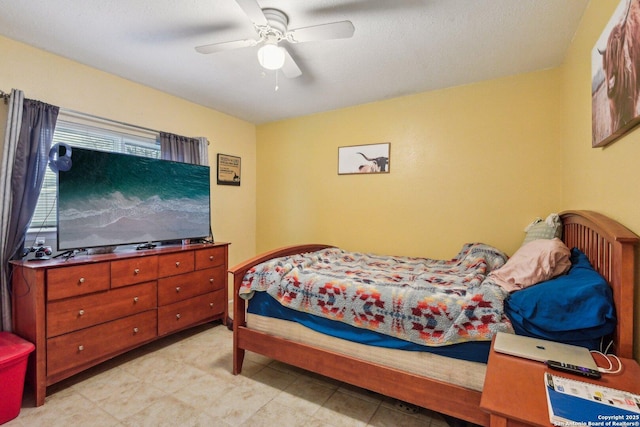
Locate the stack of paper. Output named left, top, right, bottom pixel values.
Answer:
left=545, top=373, right=640, bottom=426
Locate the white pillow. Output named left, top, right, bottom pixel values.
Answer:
left=488, top=238, right=571, bottom=292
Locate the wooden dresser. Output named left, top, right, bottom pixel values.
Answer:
left=10, top=242, right=229, bottom=406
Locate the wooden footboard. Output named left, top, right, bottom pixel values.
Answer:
left=229, top=211, right=637, bottom=426
left=237, top=326, right=488, bottom=425
left=230, top=244, right=334, bottom=374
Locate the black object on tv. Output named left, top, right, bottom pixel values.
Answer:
left=56, top=147, right=211, bottom=251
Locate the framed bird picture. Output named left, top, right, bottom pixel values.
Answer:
left=338, top=143, right=390, bottom=175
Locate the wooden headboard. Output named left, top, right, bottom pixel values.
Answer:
left=560, top=210, right=638, bottom=359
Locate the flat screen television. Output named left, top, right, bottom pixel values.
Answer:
left=56, top=147, right=211, bottom=251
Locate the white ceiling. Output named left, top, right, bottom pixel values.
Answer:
left=0, top=0, right=589, bottom=124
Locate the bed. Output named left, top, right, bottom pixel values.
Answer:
left=229, top=210, right=638, bottom=426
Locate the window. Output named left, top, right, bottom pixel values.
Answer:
left=29, top=114, right=160, bottom=232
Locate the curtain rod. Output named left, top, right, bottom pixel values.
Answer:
left=0, top=92, right=159, bottom=132
left=0, top=92, right=158, bottom=132
left=60, top=107, right=162, bottom=135
left=2, top=96, right=209, bottom=145
left=61, top=108, right=210, bottom=145
left=60, top=107, right=211, bottom=145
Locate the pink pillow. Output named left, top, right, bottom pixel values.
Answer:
left=488, top=238, right=571, bottom=292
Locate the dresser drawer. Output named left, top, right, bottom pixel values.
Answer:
left=195, top=246, right=226, bottom=270
left=47, top=281, right=157, bottom=338
left=111, top=256, right=158, bottom=288
left=157, top=290, right=225, bottom=336
left=47, top=310, right=157, bottom=378
left=158, top=251, right=194, bottom=278
left=47, top=263, right=110, bottom=301
left=157, top=266, right=225, bottom=305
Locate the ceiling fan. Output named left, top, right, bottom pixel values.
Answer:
left=195, top=0, right=355, bottom=78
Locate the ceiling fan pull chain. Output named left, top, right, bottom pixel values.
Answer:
left=275, top=70, right=279, bottom=92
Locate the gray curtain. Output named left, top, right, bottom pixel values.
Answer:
left=0, top=91, right=59, bottom=331
left=197, top=137, right=209, bottom=166
left=159, top=132, right=202, bottom=164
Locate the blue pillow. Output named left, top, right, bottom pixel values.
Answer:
left=504, top=248, right=616, bottom=349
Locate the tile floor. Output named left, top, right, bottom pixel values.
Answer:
left=7, top=322, right=452, bottom=427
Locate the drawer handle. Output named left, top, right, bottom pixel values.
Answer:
left=78, top=345, right=84, bottom=351
left=78, top=309, right=85, bottom=316
left=176, top=313, right=181, bottom=320
left=209, top=302, right=214, bottom=308
left=209, top=255, right=214, bottom=261
left=78, top=277, right=85, bottom=285
left=175, top=261, right=180, bottom=267
left=133, top=327, right=139, bottom=334
left=134, top=268, right=140, bottom=275
left=175, top=286, right=181, bottom=293
left=209, top=278, right=214, bottom=284
left=133, top=297, right=139, bottom=303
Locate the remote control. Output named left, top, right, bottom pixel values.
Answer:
left=546, top=360, right=601, bottom=379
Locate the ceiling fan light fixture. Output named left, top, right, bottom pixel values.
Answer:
left=257, top=43, right=286, bottom=70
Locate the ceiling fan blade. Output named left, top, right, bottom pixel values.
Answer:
left=281, top=48, right=302, bottom=79
left=288, top=21, right=355, bottom=43
left=235, top=0, right=268, bottom=26
left=195, top=38, right=258, bottom=54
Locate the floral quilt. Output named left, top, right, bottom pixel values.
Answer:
left=239, top=243, right=514, bottom=346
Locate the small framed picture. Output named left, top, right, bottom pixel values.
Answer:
left=338, top=143, right=390, bottom=175
left=217, top=153, right=241, bottom=186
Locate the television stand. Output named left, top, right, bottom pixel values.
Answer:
left=10, top=242, right=230, bottom=406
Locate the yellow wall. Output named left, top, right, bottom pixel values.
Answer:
left=256, top=0, right=640, bottom=360
left=0, top=36, right=257, bottom=273
left=561, top=1, right=640, bottom=232
left=3, top=0, right=639, bottom=359
left=561, top=0, right=640, bottom=359
left=256, top=70, right=564, bottom=259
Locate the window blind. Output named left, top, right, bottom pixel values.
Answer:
left=30, top=117, right=160, bottom=230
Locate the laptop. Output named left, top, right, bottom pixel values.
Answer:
left=493, top=332, right=598, bottom=370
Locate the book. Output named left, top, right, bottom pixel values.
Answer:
left=545, top=373, right=640, bottom=426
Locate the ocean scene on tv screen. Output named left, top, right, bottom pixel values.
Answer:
left=57, top=147, right=210, bottom=250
